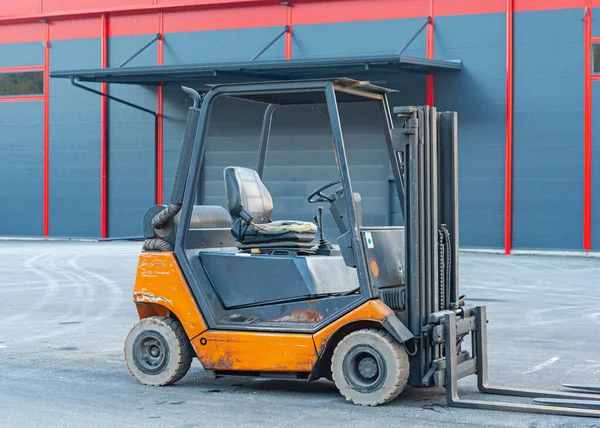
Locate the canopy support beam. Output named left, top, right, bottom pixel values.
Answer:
left=398, top=17, right=432, bottom=55
left=250, top=26, right=290, bottom=62
left=118, top=33, right=161, bottom=68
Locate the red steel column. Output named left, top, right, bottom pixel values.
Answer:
left=584, top=4, right=592, bottom=251
left=157, top=12, right=164, bottom=204
left=504, top=0, right=514, bottom=255
left=285, top=2, right=292, bottom=60
left=43, top=22, right=50, bottom=237
left=100, top=14, right=108, bottom=238
left=426, top=0, right=434, bottom=106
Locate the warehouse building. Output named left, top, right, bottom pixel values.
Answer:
left=0, top=0, right=595, bottom=254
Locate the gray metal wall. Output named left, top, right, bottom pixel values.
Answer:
left=434, top=13, right=507, bottom=249
left=0, top=42, right=44, bottom=237
left=292, top=17, right=427, bottom=59
left=0, top=101, right=44, bottom=236
left=107, top=34, right=157, bottom=238
left=164, top=27, right=284, bottom=64
left=49, top=38, right=101, bottom=238
left=589, top=9, right=600, bottom=251
left=0, top=10, right=593, bottom=251
left=512, top=8, right=584, bottom=250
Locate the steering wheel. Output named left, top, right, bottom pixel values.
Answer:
left=307, top=180, right=343, bottom=203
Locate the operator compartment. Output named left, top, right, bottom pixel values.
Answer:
left=199, top=251, right=359, bottom=308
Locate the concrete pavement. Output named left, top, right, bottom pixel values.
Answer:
left=2, top=241, right=600, bottom=427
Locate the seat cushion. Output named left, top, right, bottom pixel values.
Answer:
left=253, top=220, right=317, bottom=234
left=231, top=218, right=316, bottom=245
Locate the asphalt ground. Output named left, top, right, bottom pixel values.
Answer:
left=2, top=241, right=600, bottom=427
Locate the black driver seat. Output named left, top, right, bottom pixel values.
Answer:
left=224, top=166, right=317, bottom=249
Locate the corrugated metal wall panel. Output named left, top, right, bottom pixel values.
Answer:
left=434, top=13, right=506, bottom=249
left=163, top=27, right=285, bottom=64
left=291, top=18, right=427, bottom=59
left=107, top=35, right=157, bottom=238
left=0, top=42, right=43, bottom=67
left=0, top=101, right=44, bottom=236
left=49, top=38, right=101, bottom=238
left=513, top=9, right=584, bottom=250
left=593, top=7, right=600, bottom=36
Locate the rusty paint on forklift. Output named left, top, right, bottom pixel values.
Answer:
left=312, top=299, right=393, bottom=355
left=193, top=331, right=318, bottom=372
left=133, top=252, right=208, bottom=339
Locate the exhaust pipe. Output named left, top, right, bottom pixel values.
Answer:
left=144, top=86, right=203, bottom=251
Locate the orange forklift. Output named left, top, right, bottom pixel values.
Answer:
left=125, top=78, right=600, bottom=416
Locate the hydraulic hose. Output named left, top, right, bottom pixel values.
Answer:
left=143, top=238, right=173, bottom=252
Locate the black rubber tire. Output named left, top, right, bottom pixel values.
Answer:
left=124, top=316, right=194, bottom=386
left=331, top=328, right=410, bottom=406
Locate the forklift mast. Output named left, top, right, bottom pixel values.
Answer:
left=389, top=106, right=460, bottom=384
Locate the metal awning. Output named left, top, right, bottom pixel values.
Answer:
left=50, top=54, right=461, bottom=86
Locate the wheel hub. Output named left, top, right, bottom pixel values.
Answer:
left=132, top=331, right=170, bottom=375
left=342, top=345, right=387, bottom=393
left=358, top=357, right=378, bottom=379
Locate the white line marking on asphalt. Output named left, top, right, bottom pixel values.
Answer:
left=522, top=357, right=559, bottom=374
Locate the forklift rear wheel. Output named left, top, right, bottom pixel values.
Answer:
left=124, top=316, right=194, bottom=386
left=331, top=328, right=409, bottom=406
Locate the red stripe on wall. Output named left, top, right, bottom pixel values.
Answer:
left=163, top=5, right=286, bottom=33
left=435, top=0, right=505, bottom=16
left=505, top=0, right=514, bottom=255
left=50, top=17, right=100, bottom=40
left=43, top=23, right=50, bottom=237
left=0, top=66, right=44, bottom=73
left=584, top=4, right=592, bottom=250
left=110, top=12, right=158, bottom=37
left=0, top=0, right=282, bottom=27
left=43, top=0, right=152, bottom=14
left=100, top=14, right=108, bottom=239
left=293, top=0, right=428, bottom=25
left=514, top=0, right=584, bottom=12
left=0, top=22, right=45, bottom=44
left=157, top=12, right=164, bottom=205
left=0, top=0, right=39, bottom=17
left=0, top=96, right=44, bottom=102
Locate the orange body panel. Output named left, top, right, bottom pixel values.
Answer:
left=312, top=300, right=393, bottom=355
left=193, top=331, right=317, bottom=372
left=133, top=252, right=393, bottom=374
left=133, top=252, right=208, bottom=339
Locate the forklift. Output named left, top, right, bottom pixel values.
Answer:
left=125, top=78, right=600, bottom=416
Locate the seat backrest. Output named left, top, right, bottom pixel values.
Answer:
left=224, top=166, right=273, bottom=224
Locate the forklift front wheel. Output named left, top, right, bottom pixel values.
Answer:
left=331, top=328, right=409, bottom=406
left=124, top=316, right=194, bottom=386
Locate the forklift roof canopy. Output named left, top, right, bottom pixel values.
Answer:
left=49, top=54, right=462, bottom=86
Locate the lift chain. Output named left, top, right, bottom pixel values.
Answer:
left=438, top=224, right=452, bottom=311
